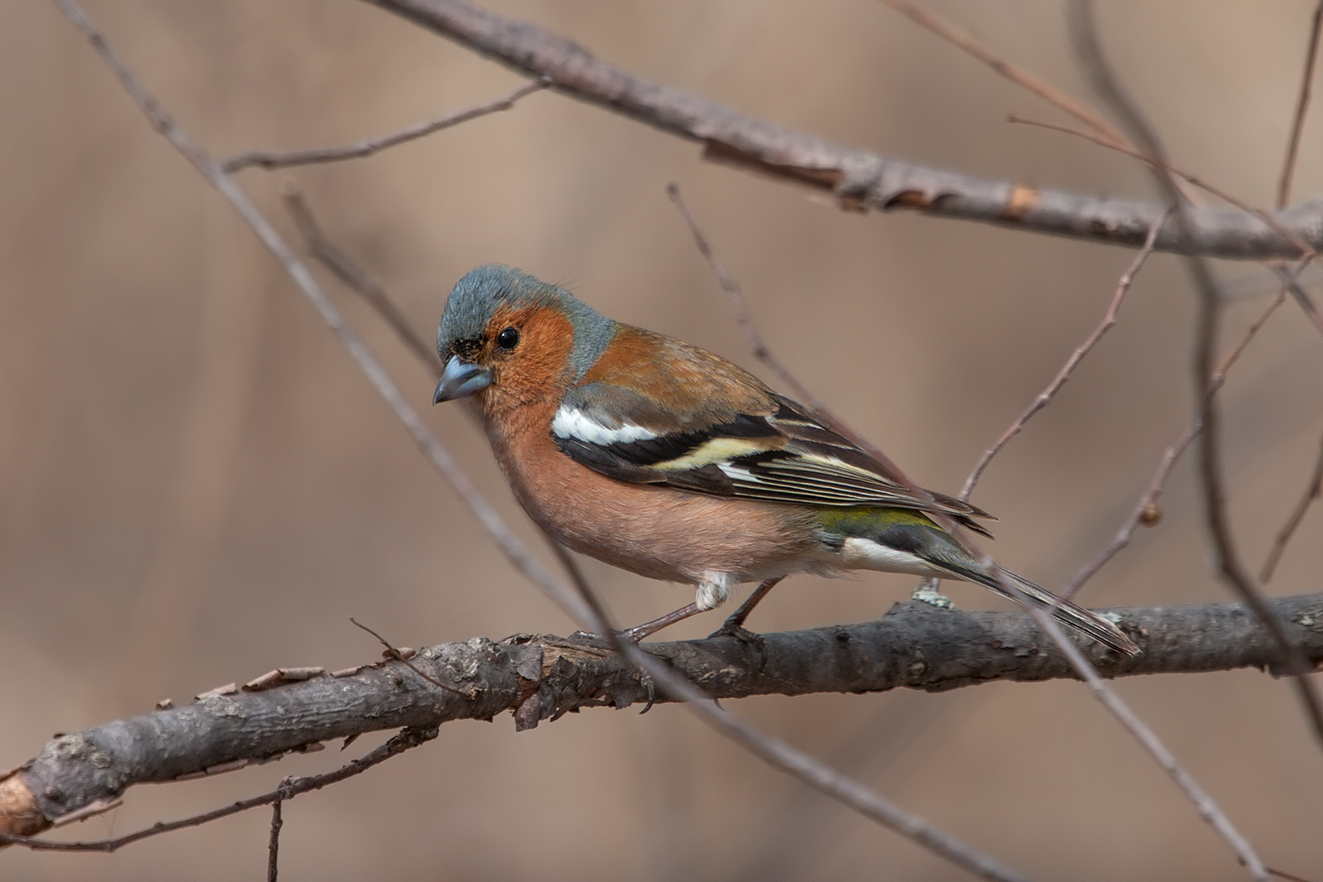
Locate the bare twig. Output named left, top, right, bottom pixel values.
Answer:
left=221, top=77, right=550, bottom=172
left=666, top=183, right=829, bottom=413
left=2, top=726, right=439, bottom=852
left=283, top=182, right=440, bottom=371
left=348, top=617, right=468, bottom=696
left=1011, top=113, right=1323, bottom=340
left=879, top=0, right=1127, bottom=147
left=267, top=781, right=289, bottom=882
left=1260, top=432, right=1323, bottom=583
left=1071, top=5, right=1311, bottom=874
left=1278, top=1, right=1323, bottom=209
left=1063, top=290, right=1288, bottom=599
left=363, top=0, right=1323, bottom=259
left=960, top=216, right=1164, bottom=501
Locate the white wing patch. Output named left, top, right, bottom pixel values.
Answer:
left=717, top=462, right=758, bottom=482
left=552, top=406, right=659, bottom=446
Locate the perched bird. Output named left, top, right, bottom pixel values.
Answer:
left=433, top=264, right=1139, bottom=656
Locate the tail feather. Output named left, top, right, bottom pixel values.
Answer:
left=911, top=528, right=1140, bottom=656
left=854, top=513, right=1141, bottom=655
left=969, top=567, right=1140, bottom=657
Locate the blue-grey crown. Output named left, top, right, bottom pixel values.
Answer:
left=438, top=264, right=617, bottom=381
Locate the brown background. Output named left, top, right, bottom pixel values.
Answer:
left=3, top=1, right=1322, bottom=879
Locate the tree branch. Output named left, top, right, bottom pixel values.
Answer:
left=4, top=592, right=1322, bottom=847
left=363, top=0, right=1323, bottom=259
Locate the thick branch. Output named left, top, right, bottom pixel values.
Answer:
left=365, top=0, right=1323, bottom=259
left=4, top=593, right=1322, bottom=845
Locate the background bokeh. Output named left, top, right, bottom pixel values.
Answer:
left=4, top=1, right=1322, bottom=879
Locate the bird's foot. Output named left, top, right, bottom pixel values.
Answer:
left=911, top=577, right=954, bottom=609
left=706, top=619, right=765, bottom=648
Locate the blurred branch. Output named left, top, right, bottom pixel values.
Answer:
left=5, top=592, right=1323, bottom=847
left=282, top=182, right=440, bottom=371
left=1278, top=1, right=1323, bottom=209
left=220, top=76, right=550, bottom=172
left=364, top=0, right=1323, bottom=259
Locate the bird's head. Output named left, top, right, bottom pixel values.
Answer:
left=434, top=265, right=616, bottom=411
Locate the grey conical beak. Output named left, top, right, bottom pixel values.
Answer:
left=433, top=355, right=493, bottom=403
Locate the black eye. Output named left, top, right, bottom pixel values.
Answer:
left=496, top=327, right=520, bottom=350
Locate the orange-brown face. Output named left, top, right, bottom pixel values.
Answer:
left=437, top=302, right=577, bottom=419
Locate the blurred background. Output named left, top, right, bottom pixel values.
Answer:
left=3, top=1, right=1322, bottom=879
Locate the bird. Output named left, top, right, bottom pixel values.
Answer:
left=432, top=264, right=1139, bottom=656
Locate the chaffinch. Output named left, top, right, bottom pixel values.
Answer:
left=433, top=264, right=1139, bottom=656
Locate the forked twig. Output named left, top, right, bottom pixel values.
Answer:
left=1, top=727, right=439, bottom=852
left=222, top=77, right=550, bottom=172
left=960, top=216, right=1165, bottom=501
left=1010, top=113, right=1323, bottom=338
left=349, top=617, right=468, bottom=696
left=1062, top=289, right=1288, bottom=599
left=1260, top=432, right=1323, bottom=583
left=878, top=0, right=1127, bottom=146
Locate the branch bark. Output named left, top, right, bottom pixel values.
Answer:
left=364, top=0, right=1323, bottom=260
left=4, top=592, right=1322, bottom=845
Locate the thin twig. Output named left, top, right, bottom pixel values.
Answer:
left=1278, top=1, right=1323, bottom=209
left=1260, top=432, right=1323, bottom=583
left=2, top=727, right=439, bottom=852
left=960, top=216, right=1165, bottom=501
left=349, top=617, right=468, bottom=696
left=267, top=782, right=288, bottom=882
left=1011, top=113, right=1323, bottom=338
left=221, top=77, right=550, bottom=172
left=1062, top=289, right=1288, bottom=599
left=879, top=0, right=1127, bottom=147
left=666, top=184, right=828, bottom=413
left=283, top=182, right=440, bottom=371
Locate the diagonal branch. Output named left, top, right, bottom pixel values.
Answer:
left=363, top=0, right=1323, bottom=259
left=960, top=216, right=1164, bottom=501
left=1278, top=1, right=1323, bottom=209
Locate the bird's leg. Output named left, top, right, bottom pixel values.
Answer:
left=707, top=577, right=784, bottom=642
left=618, top=602, right=704, bottom=643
